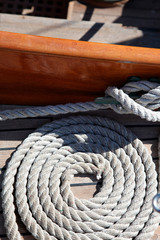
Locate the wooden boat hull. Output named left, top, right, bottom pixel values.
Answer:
left=0, top=31, right=160, bottom=105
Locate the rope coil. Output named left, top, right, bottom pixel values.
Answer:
left=1, top=80, right=160, bottom=240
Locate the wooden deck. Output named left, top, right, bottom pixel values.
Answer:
left=0, top=105, right=160, bottom=240
left=70, top=0, right=160, bottom=48
left=0, top=0, right=160, bottom=239
left=1, top=0, right=160, bottom=48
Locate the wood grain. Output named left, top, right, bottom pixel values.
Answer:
left=0, top=31, right=160, bottom=105
left=0, top=1, right=160, bottom=238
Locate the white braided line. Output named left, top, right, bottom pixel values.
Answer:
left=121, top=81, right=160, bottom=110
left=0, top=81, right=159, bottom=122
left=159, top=135, right=160, bottom=192
left=2, top=116, right=159, bottom=240
left=1, top=81, right=160, bottom=240
left=106, top=88, right=160, bottom=122
left=0, top=102, right=106, bottom=121
left=136, top=87, right=160, bottom=110
left=122, top=81, right=159, bottom=93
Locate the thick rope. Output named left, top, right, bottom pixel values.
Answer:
left=1, top=81, right=160, bottom=240
left=158, top=135, right=160, bottom=193
left=0, top=81, right=159, bottom=122
left=105, top=81, right=160, bottom=122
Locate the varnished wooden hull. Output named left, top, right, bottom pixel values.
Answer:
left=0, top=31, right=160, bottom=105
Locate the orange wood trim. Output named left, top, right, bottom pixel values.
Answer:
left=0, top=31, right=160, bottom=105
left=1, top=31, right=160, bottom=65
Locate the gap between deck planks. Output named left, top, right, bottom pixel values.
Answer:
left=0, top=106, right=159, bottom=239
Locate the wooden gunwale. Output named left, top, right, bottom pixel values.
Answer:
left=1, top=31, right=160, bottom=64
left=0, top=31, right=160, bottom=105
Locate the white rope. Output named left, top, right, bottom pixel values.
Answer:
left=0, top=81, right=159, bottom=122
left=0, top=102, right=106, bottom=121
left=122, top=81, right=160, bottom=110
left=105, top=81, right=160, bottom=122
left=1, top=80, right=160, bottom=240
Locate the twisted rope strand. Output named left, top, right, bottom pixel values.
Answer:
left=122, top=80, right=159, bottom=93
left=0, top=81, right=159, bottom=122
left=0, top=102, right=106, bottom=121
left=1, top=81, right=160, bottom=240
left=106, top=86, right=160, bottom=122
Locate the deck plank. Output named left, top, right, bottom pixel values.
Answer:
left=70, top=0, right=160, bottom=48
left=1, top=13, right=160, bottom=48
left=0, top=105, right=159, bottom=239
left=0, top=0, right=160, bottom=237
left=71, top=1, right=160, bottom=26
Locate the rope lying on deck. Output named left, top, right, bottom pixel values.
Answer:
left=0, top=81, right=160, bottom=121
left=105, top=80, right=160, bottom=121
left=1, top=80, right=160, bottom=240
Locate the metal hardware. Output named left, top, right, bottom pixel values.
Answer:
left=152, top=194, right=160, bottom=213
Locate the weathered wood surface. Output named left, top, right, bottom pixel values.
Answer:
left=0, top=13, right=160, bottom=48
left=0, top=1, right=160, bottom=238
left=71, top=0, right=160, bottom=28
left=0, top=13, right=143, bottom=43
left=0, top=105, right=159, bottom=239
left=70, top=0, right=160, bottom=48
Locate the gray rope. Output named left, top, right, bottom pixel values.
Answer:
left=1, top=81, right=160, bottom=240
left=0, top=102, right=106, bottom=121
left=121, top=80, right=160, bottom=110
left=0, top=81, right=159, bottom=122
left=153, top=137, right=160, bottom=213
left=105, top=81, right=160, bottom=122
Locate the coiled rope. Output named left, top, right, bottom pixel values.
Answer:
left=1, top=80, right=160, bottom=240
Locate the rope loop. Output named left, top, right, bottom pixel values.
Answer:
left=1, top=80, right=160, bottom=240
left=2, top=115, right=159, bottom=240
left=105, top=81, right=160, bottom=122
